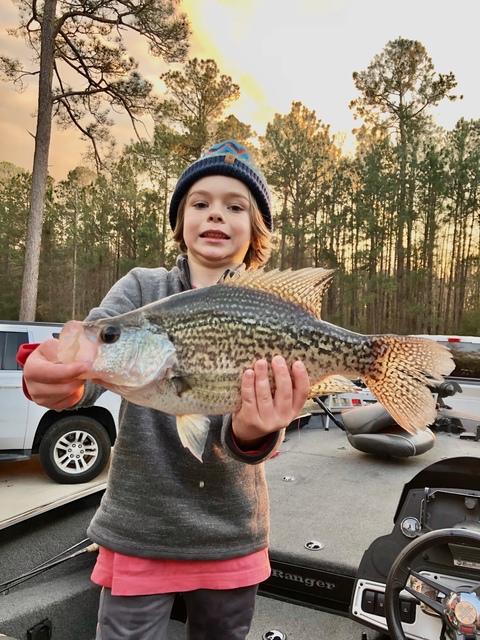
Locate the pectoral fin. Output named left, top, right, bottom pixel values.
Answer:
left=176, top=414, right=211, bottom=461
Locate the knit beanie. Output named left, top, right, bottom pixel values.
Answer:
left=169, top=140, right=272, bottom=231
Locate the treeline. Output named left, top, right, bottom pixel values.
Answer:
left=0, top=42, right=479, bottom=335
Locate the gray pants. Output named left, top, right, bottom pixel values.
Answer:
left=95, top=585, right=258, bottom=640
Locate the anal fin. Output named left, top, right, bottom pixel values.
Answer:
left=308, top=375, right=360, bottom=398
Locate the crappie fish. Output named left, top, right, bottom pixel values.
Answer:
left=58, top=268, right=454, bottom=461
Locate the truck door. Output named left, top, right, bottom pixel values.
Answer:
left=0, top=330, right=30, bottom=449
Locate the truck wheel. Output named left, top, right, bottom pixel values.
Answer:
left=39, top=415, right=111, bottom=484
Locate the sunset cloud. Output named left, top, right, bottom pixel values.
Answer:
left=0, top=0, right=478, bottom=179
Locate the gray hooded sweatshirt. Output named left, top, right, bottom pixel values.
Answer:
left=81, top=255, right=283, bottom=560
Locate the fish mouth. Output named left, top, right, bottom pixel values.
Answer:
left=200, top=230, right=230, bottom=240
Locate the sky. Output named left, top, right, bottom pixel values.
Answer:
left=0, top=0, right=479, bottom=181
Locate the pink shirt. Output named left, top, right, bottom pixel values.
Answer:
left=91, top=547, right=271, bottom=595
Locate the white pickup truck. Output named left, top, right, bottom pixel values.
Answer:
left=0, top=321, right=120, bottom=484
left=412, top=334, right=480, bottom=415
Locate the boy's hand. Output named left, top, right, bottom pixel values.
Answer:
left=232, top=356, right=310, bottom=447
left=23, top=339, right=88, bottom=411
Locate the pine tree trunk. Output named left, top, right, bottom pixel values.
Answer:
left=19, top=0, right=57, bottom=321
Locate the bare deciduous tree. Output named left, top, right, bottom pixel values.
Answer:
left=1, top=0, right=190, bottom=320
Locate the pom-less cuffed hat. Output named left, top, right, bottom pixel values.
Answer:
left=169, top=140, right=272, bottom=231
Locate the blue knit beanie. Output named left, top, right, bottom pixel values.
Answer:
left=169, top=140, right=272, bottom=231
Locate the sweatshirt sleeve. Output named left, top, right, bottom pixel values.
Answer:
left=221, top=415, right=285, bottom=464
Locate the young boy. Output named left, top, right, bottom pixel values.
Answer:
left=21, top=140, right=311, bottom=640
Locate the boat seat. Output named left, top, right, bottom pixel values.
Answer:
left=341, top=401, right=435, bottom=457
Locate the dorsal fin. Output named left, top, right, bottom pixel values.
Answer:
left=220, top=267, right=335, bottom=319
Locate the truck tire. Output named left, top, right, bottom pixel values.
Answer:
left=39, top=415, right=111, bottom=484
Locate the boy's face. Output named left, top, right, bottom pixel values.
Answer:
left=183, top=175, right=253, bottom=269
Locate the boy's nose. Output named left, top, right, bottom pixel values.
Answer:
left=208, top=211, right=224, bottom=222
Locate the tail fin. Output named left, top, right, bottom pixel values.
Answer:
left=362, top=336, right=454, bottom=434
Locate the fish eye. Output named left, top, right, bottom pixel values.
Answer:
left=100, top=326, right=121, bottom=344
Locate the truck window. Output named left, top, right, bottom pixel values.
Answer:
left=0, top=331, right=29, bottom=370
left=438, top=341, right=480, bottom=380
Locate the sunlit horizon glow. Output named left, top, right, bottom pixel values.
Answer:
left=0, top=0, right=478, bottom=179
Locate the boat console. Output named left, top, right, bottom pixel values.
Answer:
left=351, top=457, right=480, bottom=639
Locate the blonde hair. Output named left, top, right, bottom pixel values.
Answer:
left=172, top=189, right=272, bottom=269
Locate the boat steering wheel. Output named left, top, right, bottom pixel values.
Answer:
left=385, top=528, right=480, bottom=640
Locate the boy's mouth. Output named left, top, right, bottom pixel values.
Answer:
left=200, top=230, right=230, bottom=240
